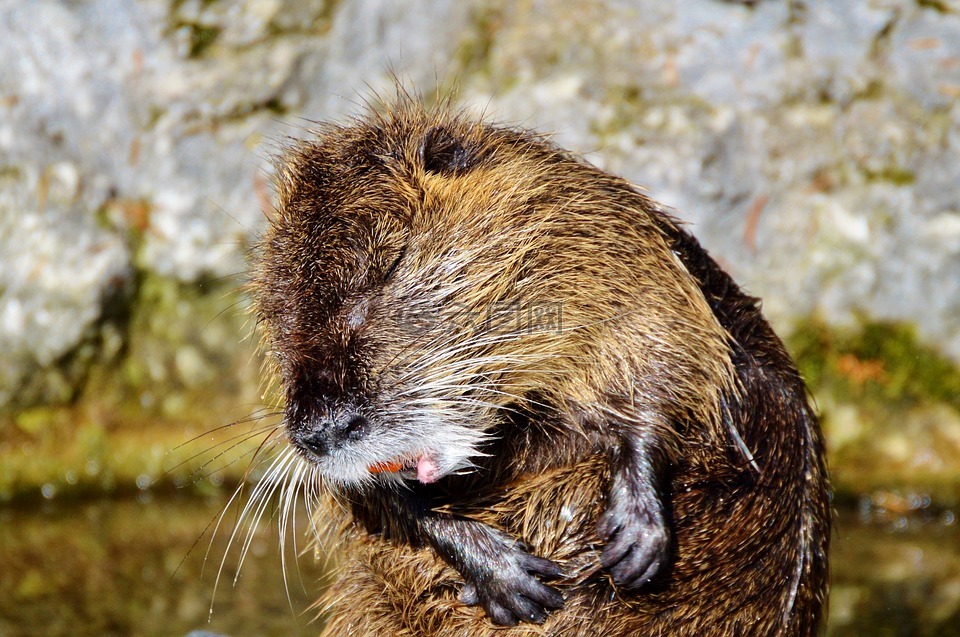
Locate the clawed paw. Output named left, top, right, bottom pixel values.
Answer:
left=597, top=488, right=670, bottom=590
left=460, top=542, right=564, bottom=626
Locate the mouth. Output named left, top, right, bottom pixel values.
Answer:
left=368, top=453, right=443, bottom=484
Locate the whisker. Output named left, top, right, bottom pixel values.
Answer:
left=173, top=423, right=283, bottom=485
left=157, top=411, right=282, bottom=484
left=206, top=447, right=293, bottom=616
left=234, top=450, right=300, bottom=583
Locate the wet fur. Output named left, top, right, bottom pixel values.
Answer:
left=251, top=97, right=830, bottom=636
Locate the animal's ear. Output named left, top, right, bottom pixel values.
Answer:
left=419, top=126, right=478, bottom=175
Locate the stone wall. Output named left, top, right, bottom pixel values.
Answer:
left=2, top=0, right=959, bottom=502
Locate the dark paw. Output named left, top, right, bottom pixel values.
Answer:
left=597, top=488, right=670, bottom=590
left=459, top=543, right=564, bottom=626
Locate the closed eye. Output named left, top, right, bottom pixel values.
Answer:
left=383, top=246, right=407, bottom=282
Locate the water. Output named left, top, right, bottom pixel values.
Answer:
left=0, top=496, right=326, bottom=637
left=1, top=497, right=958, bottom=636
left=828, top=509, right=960, bottom=636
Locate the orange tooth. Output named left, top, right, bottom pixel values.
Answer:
left=369, top=460, right=404, bottom=474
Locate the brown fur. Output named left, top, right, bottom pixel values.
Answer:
left=251, top=96, right=830, bottom=636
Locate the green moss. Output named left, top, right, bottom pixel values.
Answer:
left=165, top=16, right=222, bottom=60
left=146, top=105, right=166, bottom=128
left=0, top=164, right=21, bottom=180
left=590, top=85, right=645, bottom=138
left=789, top=319, right=960, bottom=507
left=852, top=78, right=886, bottom=102
left=0, top=269, right=268, bottom=502
left=589, top=86, right=712, bottom=142
left=790, top=319, right=960, bottom=411
left=917, top=0, right=952, bottom=13
left=219, top=96, right=290, bottom=122
left=861, top=165, right=916, bottom=186
left=167, top=0, right=222, bottom=54
left=454, top=4, right=506, bottom=81
left=13, top=408, right=54, bottom=436
left=169, top=0, right=194, bottom=11
left=185, top=22, right=221, bottom=59
left=106, top=271, right=256, bottom=409
left=264, top=97, right=287, bottom=115
left=0, top=402, right=269, bottom=503
left=266, top=0, right=339, bottom=37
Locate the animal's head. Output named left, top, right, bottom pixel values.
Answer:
left=252, top=104, right=581, bottom=489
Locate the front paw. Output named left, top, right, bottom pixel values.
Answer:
left=459, top=542, right=564, bottom=626
left=597, top=486, right=670, bottom=590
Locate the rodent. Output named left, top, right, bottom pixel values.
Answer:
left=250, top=96, right=831, bottom=636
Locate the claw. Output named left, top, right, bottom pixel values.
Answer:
left=460, top=542, right=564, bottom=626
left=599, top=489, right=670, bottom=590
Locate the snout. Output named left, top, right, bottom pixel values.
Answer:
left=289, top=405, right=370, bottom=461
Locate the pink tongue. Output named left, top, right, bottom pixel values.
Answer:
left=417, top=456, right=441, bottom=484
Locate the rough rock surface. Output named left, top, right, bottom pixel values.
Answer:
left=1, top=0, right=959, bottom=497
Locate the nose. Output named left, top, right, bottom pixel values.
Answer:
left=296, top=410, right=370, bottom=459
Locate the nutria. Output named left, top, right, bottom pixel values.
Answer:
left=250, top=96, right=830, bottom=636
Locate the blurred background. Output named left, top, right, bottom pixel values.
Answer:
left=1, top=0, right=959, bottom=635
